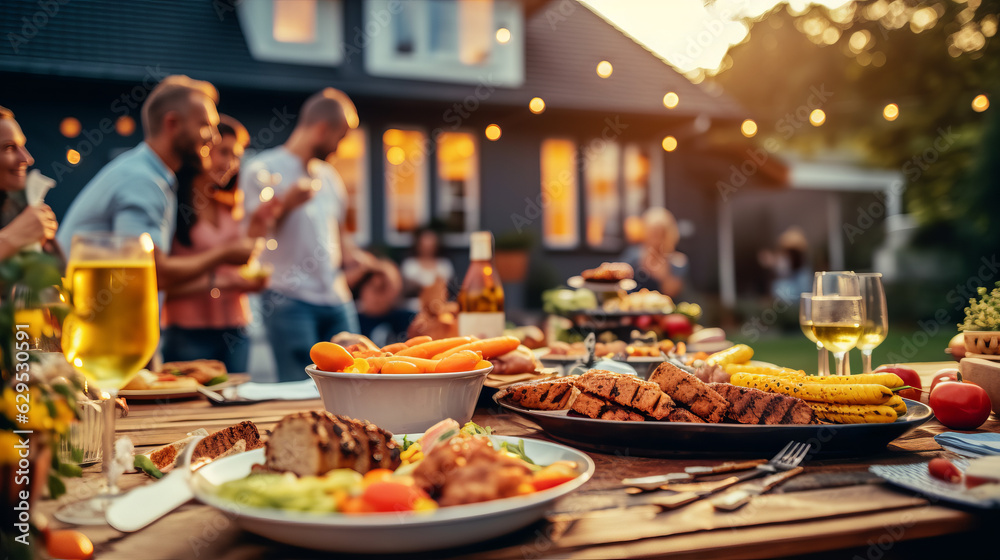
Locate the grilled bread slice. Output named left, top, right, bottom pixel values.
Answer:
left=570, top=391, right=645, bottom=421
left=649, top=362, right=729, bottom=423
left=497, top=378, right=579, bottom=411
left=710, top=383, right=817, bottom=425
left=575, top=370, right=676, bottom=420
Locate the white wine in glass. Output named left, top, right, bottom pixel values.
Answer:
left=812, top=271, right=863, bottom=376
left=857, top=273, right=888, bottom=373
left=56, top=232, right=159, bottom=525
left=799, top=293, right=829, bottom=376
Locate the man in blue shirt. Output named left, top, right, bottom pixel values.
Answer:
left=59, top=75, right=256, bottom=287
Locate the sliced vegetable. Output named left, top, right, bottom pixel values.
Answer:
left=706, top=344, right=753, bottom=367
left=806, top=401, right=897, bottom=424
left=531, top=461, right=579, bottom=491
left=928, top=457, right=962, bottom=483
left=361, top=480, right=433, bottom=513
left=731, top=373, right=893, bottom=405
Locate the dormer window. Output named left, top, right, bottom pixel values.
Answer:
left=238, top=0, right=343, bottom=66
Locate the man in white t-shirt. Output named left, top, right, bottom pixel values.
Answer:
left=241, top=89, right=369, bottom=381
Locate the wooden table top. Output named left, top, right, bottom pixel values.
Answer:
left=36, top=362, right=999, bottom=559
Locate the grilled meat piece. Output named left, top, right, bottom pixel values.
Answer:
left=264, top=411, right=401, bottom=476
left=667, top=408, right=707, bottom=423
left=709, top=383, right=817, bottom=425
left=497, top=379, right=578, bottom=410
left=575, top=370, right=676, bottom=419
left=570, top=391, right=645, bottom=421
left=649, top=362, right=729, bottom=423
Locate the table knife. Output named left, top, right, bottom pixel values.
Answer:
left=709, top=466, right=804, bottom=511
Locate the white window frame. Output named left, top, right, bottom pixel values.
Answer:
left=329, top=127, right=371, bottom=247
left=434, top=130, right=481, bottom=248
left=383, top=127, right=431, bottom=247
left=363, top=0, right=524, bottom=86
left=238, top=0, right=345, bottom=66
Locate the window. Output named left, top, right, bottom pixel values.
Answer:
left=383, top=129, right=429, bottom=246
left=584, top=142, right=622, bottom=250
left=435, top=132, right=480, bottom=245
left=238, top=0, right=344, bottom=66
left=328, top=127, right=369, bottom=246
left=365, top=0, right=524, bottom=86
left=273, top=0, right=316, bottom=43
left=623, top=143, right=651, bottom=244
left=540, top=139, right=579, bottom=249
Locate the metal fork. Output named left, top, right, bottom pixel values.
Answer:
left=642, top=441, right=812, bottom=510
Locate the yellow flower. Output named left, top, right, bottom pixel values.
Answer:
left=2, top=387, right=53, bottom=431
left=51, top=398, right=75, bottom=434
left=0, top=430, right=24, bottom=466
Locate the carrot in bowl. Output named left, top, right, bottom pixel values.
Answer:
left=433, top=336, right=520, bottom=360
left=435, top=350, right=484, bottom=373
left=395, top=336, right=474, bottom=359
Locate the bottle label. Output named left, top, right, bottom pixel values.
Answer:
left=458, top=312, right=505, bottom=339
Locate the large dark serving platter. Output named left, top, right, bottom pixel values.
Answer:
left=494, top=394, right=933, bottom=458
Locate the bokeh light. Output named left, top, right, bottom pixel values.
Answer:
left=66, top=149, right=81, bottom=165
left=485, top=124, right=502, bottom=141
left=386, top=146, right=406, bottom=165
left=972, top=94, right=990, bottom=113
left=60, top=117, right=81, bottom=138
left=115, top=115, right=136, bottom=136
left=661, top=135, right=678, bottom=152
left=663, top=92, right=679, bottom=109
left=741, top=119, right=758, bottom=137
left=809, top=109, right=826, bottom=126
left=883, top=103, right=899, bottom=121
left=596, top=60, right=613, bottom=78
left=529, top=97, right=546, bottom=114
left=496, top=28, right=511, bottom=44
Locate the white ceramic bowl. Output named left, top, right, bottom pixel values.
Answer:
left=304, top=365, right=493, bottom=433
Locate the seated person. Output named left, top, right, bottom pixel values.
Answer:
left=354, top=259, right=415, bottom=347
left=622, top=207, right=688, bottom=298
left=0, top=105, right=59, bottom=259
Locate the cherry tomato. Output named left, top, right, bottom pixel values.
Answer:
left=930, top=368, right=960, bottom=394
left=928, top=457, right=962, bottom=484
left=362, top=468, right=395, bottom=487
left=46, top=529, right=94, bottom=560
left=875, top=365, right=922, bottom=400
left=531, top=461, right=579, bottom=492
left=929, top=377, right=992, bottom=430
left=361, top=480, right=431, bottom=512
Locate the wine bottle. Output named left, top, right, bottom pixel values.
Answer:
left=457, top=231, right=505, bottom=338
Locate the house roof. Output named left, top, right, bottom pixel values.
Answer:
left=0, top=0, right=743, bottom=119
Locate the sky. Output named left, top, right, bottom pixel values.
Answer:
left=578, top=0, right=853, bottom=75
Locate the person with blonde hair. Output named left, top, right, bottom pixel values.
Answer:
left=58, top=75, right=258, bottom=288
left=622, top=207, right=688, bottom=298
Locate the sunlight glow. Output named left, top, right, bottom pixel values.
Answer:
left=580, top=0, right=852, bottom=74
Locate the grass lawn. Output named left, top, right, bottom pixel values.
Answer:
left=729, top=325, right=957, bottom=374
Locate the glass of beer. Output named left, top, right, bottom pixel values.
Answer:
left=56, top=232, right=159, bottom=524
left=857, top=273, right=888, bottom=373
left=799, top=293, right=829, bottom=376
left=812, top=271, right=864, bottom=376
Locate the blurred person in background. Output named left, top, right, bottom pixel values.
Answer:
left=161, top=115, right=277, bottom=372
left=241, top=88, right=373, bottom=381
left=759, top=226, right=812, bottom=305
left=622, top=207, right=688, bottom=298
left=401, top=226, right=454, bottom=310
left=0, top=105, right=59, bottom=259
left=57, top=75, right=257, bottom=286
left=355, top=259, right=415, bottom=346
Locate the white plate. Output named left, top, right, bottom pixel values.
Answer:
left=190, top=436, right=595, bottom=553
left=119, top=379, right=239, bottom=400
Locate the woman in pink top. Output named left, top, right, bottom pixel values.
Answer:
left=162, top=116, right=275, bottom=372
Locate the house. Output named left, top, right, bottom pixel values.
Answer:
left=0, top=0, right=896, bottom=315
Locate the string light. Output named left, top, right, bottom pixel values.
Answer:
left=972, top=94, right=990, bottom=112
left=66, top=149, right=81, bottom=164
left=661, top=136, right=678, bottom=152
left=495, top=28, right=511, bottom=44
left=883, top=103, right=899, bottom=121
left=596, top=60, right=613, bottom=78
left=663, top=92, right=679, bottom=109
left=529, top=97, right=546, bottom=114
left=60, top=117, right=81, bottom=138
left=485, top=124, right=502, bottom=141
left=741, top=119, right=758, bottom=137
left=809, top=109, right=826, bottom=126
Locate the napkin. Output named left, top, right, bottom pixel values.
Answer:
left=934, top=432, right=1000, bottom=458
left=235, top=380, right=320, bottom=401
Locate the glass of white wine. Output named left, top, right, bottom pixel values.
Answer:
left=799, top=293, right=829, bottom=376
left=812, top=271, right=864, bottom=376
left=56, top=232, right=159, bottom=525
left=857, top=273, right=888, bottom=373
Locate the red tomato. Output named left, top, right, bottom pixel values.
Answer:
left=531, top=461, right=579, bottom=492
left=361, top=481, right=430, bottom=513
left=930, top=368, right=960, bottom=394
left=660, top=314, right=693, bottom=339
left=928, top=458, right=962, bottom=483
left=929, top=380, right=992, bottom=430
left=875, top=365, right=922, bottom=400
left=361, top=468, right=395, bottom=487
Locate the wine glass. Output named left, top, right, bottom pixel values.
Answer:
left=812, top=271, right=864, bottom=376
left=799, top=293, right=829, bottom=376
left=857, top=273, right=888, bottom=373
left=55, top=232, right=159, bottom=525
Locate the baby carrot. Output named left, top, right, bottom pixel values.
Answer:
left=311, top=342, right=355, bottom=372
left=395, top=337, right=474, bottom=359
left=364, top=355, right=439, bottom=372
left=381, top=342, right=408, bottom=354
left=435, top=350, right=484, bottom=373
left=433, top=336, right=520, bottom=360
left=381, top=360, right=422, bottom=374
left=404, top=335, right=433, bottom=347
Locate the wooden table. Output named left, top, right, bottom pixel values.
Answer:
left=37, top=362, right=999, bottom=559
